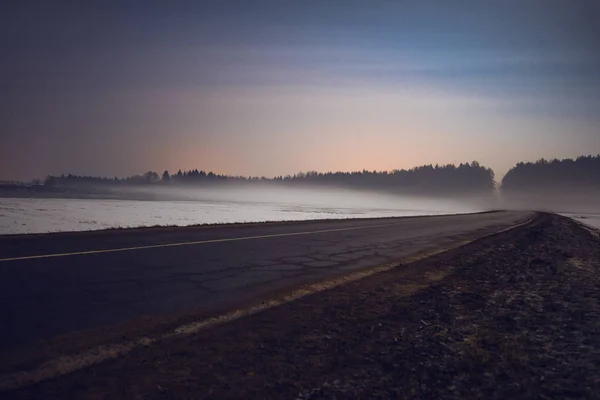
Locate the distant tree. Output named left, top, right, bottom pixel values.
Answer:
left=162, top=170, right=170, bottom=182
left=144, top=171, right=160, bottom=183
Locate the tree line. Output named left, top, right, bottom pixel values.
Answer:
left=501, top=155, right=600, bottom=191
left=41, top=154, right=600, bottom=195
left=44, top=161, right=496, bottom=195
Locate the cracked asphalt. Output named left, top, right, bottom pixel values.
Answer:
left=0, top=211, right=531, bottom=354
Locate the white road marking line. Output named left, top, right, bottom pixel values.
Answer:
left=0, top=221, right=410, bottom=263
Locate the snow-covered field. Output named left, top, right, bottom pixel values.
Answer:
left=0, top=190, right=483, bottom=235
left=561, top=213, right=600, bottom=230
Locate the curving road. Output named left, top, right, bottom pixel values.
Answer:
left=0, top=211, right=532, bottom=353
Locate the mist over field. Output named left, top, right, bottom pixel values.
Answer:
left=0, top=184, right=492, bottom=235
left=4, top=155, right=600, bottom=234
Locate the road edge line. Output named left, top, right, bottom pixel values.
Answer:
left=1, top=221, right=424, bottom=262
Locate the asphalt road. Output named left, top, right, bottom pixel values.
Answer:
left=0, top=211, right=532, bottom=353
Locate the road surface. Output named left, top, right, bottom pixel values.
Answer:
left=0, top=211, right=532, bottom=353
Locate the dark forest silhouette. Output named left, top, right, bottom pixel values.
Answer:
left=43, top=161, right=496, bottom=195
left=6, top=155, right=599, bottom=202
left=501, top=155, right=600, bottom=191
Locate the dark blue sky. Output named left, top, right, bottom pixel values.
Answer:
left=2, top=1, right=599, bottom=180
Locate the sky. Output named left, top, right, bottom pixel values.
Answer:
left=1, top=0, right=599, bottom=181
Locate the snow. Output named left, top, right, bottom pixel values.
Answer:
left=0, top=192, right=483, bottom=235
left=561, top=213, right=600, bottom=230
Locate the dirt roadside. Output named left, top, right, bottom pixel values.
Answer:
left=5, top=213, right=600, bottom=399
